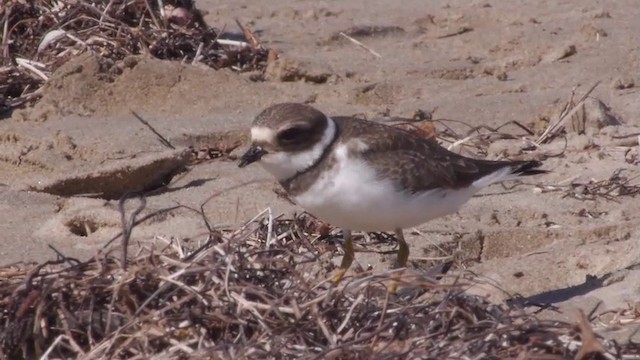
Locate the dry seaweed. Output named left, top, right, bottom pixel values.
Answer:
left=1, top=209, right=639, bottom=360
left=564, top=168, right=640, bottom=201
left=0, top=0, right=270, bottom=114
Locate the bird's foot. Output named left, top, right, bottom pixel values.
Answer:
left=330, top=230, right=354, bottom=285
left=387, top=270, right=405, bottom=294
left=333, top=267, right=348, bottom=284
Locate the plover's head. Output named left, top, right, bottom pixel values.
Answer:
left=238, top=103, right=337, bottom=181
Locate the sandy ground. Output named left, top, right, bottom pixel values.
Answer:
left=2, top=0, right=640, bottom=343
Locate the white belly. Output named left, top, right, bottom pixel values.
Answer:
left=292, top=152, right=479, bottom=232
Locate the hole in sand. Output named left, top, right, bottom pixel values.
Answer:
left=65, top=217, right=101, bottom=237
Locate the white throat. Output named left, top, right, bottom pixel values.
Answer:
left=258, top=117, right=337, bottom=181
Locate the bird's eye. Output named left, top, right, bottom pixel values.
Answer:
left=278, top=127, right=307, bottom=143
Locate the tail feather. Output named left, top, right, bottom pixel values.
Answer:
left=510, top=160, right=547, bottom=177
left=472, top=160, right=547, bottom=189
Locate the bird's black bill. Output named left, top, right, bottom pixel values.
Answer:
left=238, top=145, right=267, bottom=168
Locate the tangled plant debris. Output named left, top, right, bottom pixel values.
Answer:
left=1, top=207, right=639, bottom=359
left=564, top=168, right=640, bottom=201
left=0, top=0, right=271, bottom=114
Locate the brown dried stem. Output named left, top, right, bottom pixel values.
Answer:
left=1, top=209, right=638, bottom=359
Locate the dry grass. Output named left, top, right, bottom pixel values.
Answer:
left=1, top=208, right=639, bottom=359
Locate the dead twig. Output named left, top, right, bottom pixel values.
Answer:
left=536, top=81, right=601, bottom=144
left=131, top=111, right=175, bottom=149
left=339, top=32, right=382, bottom=58
left=118, top=193, right=147, bottom=270
left=437, top=26, right=474, bottom=39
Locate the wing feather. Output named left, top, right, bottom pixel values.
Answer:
left=332, top=117, right=540, bottom=194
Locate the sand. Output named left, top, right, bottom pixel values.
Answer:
left=1, top=0, right=639, bottom=343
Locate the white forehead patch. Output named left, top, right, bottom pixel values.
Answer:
left=251, top=126, right=276, bottom=143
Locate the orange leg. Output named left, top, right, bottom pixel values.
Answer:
left=333, top=229, right=354, bottom=283
left=389, top=228, right=409, bottom=293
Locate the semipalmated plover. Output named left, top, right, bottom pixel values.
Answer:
left=238, top=103, right=547, bottom=289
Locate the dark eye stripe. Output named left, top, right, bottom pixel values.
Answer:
left=278, top=127, right=309, bottom=143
